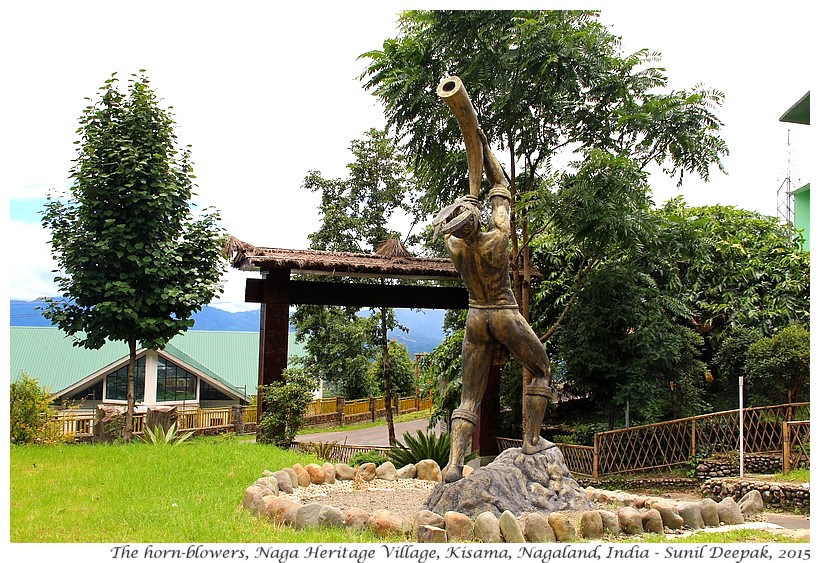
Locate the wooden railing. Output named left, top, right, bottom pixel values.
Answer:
left=48, top=405, right=236, bottom=439
left=177, top=406, right=233, bottom=430
left=344, top=398, right=370, bottom=417
left=290, top=441, right=392, bottom=464
left=498, top=403, right=809, bottom=478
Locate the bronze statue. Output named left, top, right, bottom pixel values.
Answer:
left=434, top=76, right=554, bottom=483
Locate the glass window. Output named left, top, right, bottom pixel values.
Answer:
left=68, top=381, right=103, bottom=401
left=105, top=357, right=146, bottom=401
left=155, top=357, right=197, bottom=402
left=200, top=380, right=231, bottom=401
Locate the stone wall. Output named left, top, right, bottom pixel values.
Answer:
left=696, top=452, right=782, bottom=479
left=701, top=478, right=809, bottom=512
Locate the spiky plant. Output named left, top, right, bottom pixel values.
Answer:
left=141, top=423, right=195, bottom=447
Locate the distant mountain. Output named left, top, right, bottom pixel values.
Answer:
left=10, top=300, right=446, bottom=355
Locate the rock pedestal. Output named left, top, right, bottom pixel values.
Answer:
left=423, top=446, right=592, bottom=518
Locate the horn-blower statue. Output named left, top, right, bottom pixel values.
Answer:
left=433, top=76, right=555, bottom=483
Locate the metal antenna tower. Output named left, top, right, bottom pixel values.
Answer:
left=776, top=130, right=794, bottom=224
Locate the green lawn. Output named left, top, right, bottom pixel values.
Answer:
left=9, top=434, right=380, bottom=543
left=10, top=431, right=807, bottom=544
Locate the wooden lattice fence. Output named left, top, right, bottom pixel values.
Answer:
left=290, top=441, right=392, bottom=464
left=782, top=420, right=810, bottom=474
left=498, top=402, right=808, bottom=478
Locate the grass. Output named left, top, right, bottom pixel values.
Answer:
left=296, top=409, right=431, bottom=436
left=9, top=434, right=381, bottom=543
left=10, top=429, right=808, bottom=545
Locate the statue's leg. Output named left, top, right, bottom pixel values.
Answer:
left=444, top=310, right=492, bottom=483
left=490, top=310, right=555, bottom=454
left=446, top=408, right=478, bottom=483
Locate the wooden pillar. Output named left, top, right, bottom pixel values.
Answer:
left=256, top=269, right=291, bottom=423
left=472, top=365, right=501, bottom=456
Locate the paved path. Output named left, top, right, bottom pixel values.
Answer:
left=295, top=417, right=437, bottom=447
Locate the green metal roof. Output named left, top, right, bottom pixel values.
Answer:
left=10, top=327, right=129, bottom=392
left=10, top=327, right=306, bottom=397
left=780, top=91, right=810, bottom=124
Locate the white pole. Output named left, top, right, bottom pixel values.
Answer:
left=739, top=376, right=745, bottom=478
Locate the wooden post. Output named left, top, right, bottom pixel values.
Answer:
left=471, top=364, right=501, bottom=457
left=255, top=269, right=291, bottom=425
left=336, top=397, right=345, bottom=426
left=691, top=419, right=697, bottom=459
left=782, top=422, right=791, bottom=475
left=593, top=432, right=600, bottom=480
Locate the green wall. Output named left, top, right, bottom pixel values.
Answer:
left=793, top=183, right=810, bottom=251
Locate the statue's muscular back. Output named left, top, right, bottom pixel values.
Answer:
left=445, top=217, right=517, bottom=308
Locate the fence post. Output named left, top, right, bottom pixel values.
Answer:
left=782, top=422, right=791, bottom=476
left=370, top=397, right=377, bottom=422
left=336, top=397, right=345, bottom=426
left=232, top=404, right=246, bottom=434
left=592, top=432, right=600, bottom=480
left=690, top=419, right=697, bottom=459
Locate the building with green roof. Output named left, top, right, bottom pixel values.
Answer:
left=779, top=91, right=810, bottom=251
left=10, top=327, right=306, bottom=413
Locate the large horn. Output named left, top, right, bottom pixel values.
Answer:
left=437, top=76, right=483, bottom=197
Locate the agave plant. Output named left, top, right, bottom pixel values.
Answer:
left=387, top=429, right=476, bottom=468
left=141, top=422, right=195, bottom=447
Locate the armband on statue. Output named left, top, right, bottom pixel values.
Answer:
left=488, top=186, right=511, bottom=200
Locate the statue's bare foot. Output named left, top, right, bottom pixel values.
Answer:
left=522, top=436, right=556, bottom=455
left=443, top=465, right=464, bottom=483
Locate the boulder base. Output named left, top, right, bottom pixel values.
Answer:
left=423, top=446, right=591, bottom=518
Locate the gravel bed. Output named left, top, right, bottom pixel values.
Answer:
left=279, top=479, right=439, bottom=520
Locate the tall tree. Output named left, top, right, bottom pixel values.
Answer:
left=361, top=10, right=728, bottom=425
left=42, top=72, right=225, bottom=439
left=291, top=127, right=419, bottom=444
left=361, top=9, right=727, bottom=329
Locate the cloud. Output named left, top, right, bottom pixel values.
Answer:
left=8, top=221, right=59, bottom=301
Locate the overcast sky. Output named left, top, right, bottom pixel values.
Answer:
left=3, top=1, right=813, bottom=313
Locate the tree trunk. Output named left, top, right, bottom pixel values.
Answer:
left=124, top=337, right=137, bottom=441
left=381, top=307, right=396, bottom=445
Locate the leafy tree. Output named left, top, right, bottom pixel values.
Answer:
left=257, top=368, right=317, bottom=448
left=10, top=372, right=54, bottom=445
left=368, top=339, right=417, bottom=398
left=361, top=11, right=728, bottom=428
left=360, top=10, right=727, bottom=327
left=293, top=306, right=379, bottom=399
left=292, top=128, right=419, bottom=444
left=41, top=73, right=225, bottom=439
left=659, top=199, right=810, bottom=342
left=713, top=327, right=762, bottom=410
left=746, top=325, right=810, bottom=406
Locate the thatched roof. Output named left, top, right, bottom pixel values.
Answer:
left=224, top=236, right=460, bottom=280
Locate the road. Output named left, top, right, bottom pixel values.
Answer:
left=295, top=417, right=437, bottom=447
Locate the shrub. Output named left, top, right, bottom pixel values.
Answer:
left=349, top=451, right=389, bottom=467
left=258, top=368, right=317, bottom=448
left=387, top=429, right=476, bottom=468
left=10, top=372, right=54, bottom=444
left=140, top=423, right=195, bottom=447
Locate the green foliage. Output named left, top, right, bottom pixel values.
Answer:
left=140, top=423, right=195, bottom=447
left=293, top=306, right=379, bottom=398
left=258, top=368, right=317, bottom=448
left=368, top=339, right=416, bottom=397
left=302, top=441, right=338, bottom=462
left=386, top=429, right=477, bottom=469
left=349, top=451, right=389, bottom=467
left=660, top=200, right=809, bottom=340
left=10, top=372, right=54, bottom=445
left=422, top=329, right=464, bottom=428
left=41, top=72, right=226, bottom=437
left=746, top=324, right=810, bottom=405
